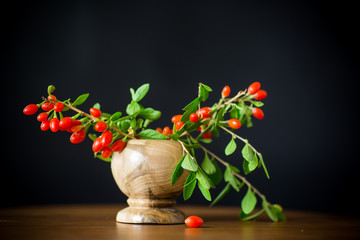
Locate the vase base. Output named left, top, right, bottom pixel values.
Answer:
left=116, top=206, right=185, bottom=224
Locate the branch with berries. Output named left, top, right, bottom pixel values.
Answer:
left=23, top=82, right=285, bottom=222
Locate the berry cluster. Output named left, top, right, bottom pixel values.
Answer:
left=155, top=82, right=267, bottom=141
left=23, top=87, right=127, bottom=161
left=23, top=82, right=284, bottom=222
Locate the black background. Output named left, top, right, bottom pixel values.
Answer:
left=2, top=1, right=359, bottom=217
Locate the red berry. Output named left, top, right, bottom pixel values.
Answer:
left=95, top=121, right=107, bottom=132
left=197, top=107, right=212, bottom=119
left=248, top=82, right=261, bottom=95
left=171, top=115, right=182, bottom=123
left=23, top=104, right=39, bottom=115
left=254, top=90, right=267, bottom=100
left=111, top=140, right=126, bottom=152
left=189, top=113, right=198, bottom=123
left=90, top=108, right=102, bottom=118
left=101, top=146, right=112, bottom=159
left=50, top=118, right=60, bottom=132
left=100, top=130, right=113, bottom=147
left=222, top=85, right=231, bottom=98
left=203, top=131, right=212, bottom=139
left=54, top=102, right=64, bottom=112
left=162, top=126, right=170, bottom=136
left=252, top=108, right=264, bottom=120
left=228, top=119, right=241, bottom=129
left=48, top=95, right=57, bottom=101
left=184, top=216, right=204, bottom=228
left=70, top=129, right=86, bottom=144
left=59, top=117, right=73, bottom=129
left=37, top=112, right=48, bottom=122
left=156, top=127, right=162, bottom=133
left=69, top=120, right=82, bottom=132
left=40, top=120, right=50, bottom=131
left=92, top=137, right=103, bottom=152
left=41, top=102, right=53, bottom=111
left=175, top=121, right=184, bottom=130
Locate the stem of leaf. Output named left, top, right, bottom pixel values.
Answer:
left=198, top=143, right=266, bottom=200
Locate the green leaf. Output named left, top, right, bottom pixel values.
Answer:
left=96, top=154, right=111, bottom=162
left=259, top=153, right=270, bottom=179
left=137, top=129, right=168, bottom=140
left=248, top=152, right=259, bottom=171
left=131, top=83, right=150, bottom=102
left=47, top=85, right=56, bottom=95
left=240, top=209, right=265, bottom=221
left=241, top=141, right=253, bottom=162
left=72, top=93, right=89, bottom=107
left=199, top=83, right=212, bottom=102
left=273, top=206, right=286, bottom=221
left=171, top=155, right=185, bottom=185
left=225, top=137, right=237, bottom=156
left=183, top=97, right=200, bottom=112
left=196, top=168, right=215, bottom=189
left=262, top=197, right=278, bottom=222
left=126, top=100, right=141, bottom=115
left=241, top=187, right=257, bottom=214
left=198, top=181, right=212, bottom=201
left=110, top=112, right=122, bottom=121
left=93, top=102, right=101, bottom=110
left=201, top=152, right=216, bottom=175
left=181, top=154, right=198, bottom=171
left=200, top=83, right=212, bottom=92
left=243, top=160, right=250, bottom=175
left=183, top=172, right=197, bottom=200
left=210, top=182, right=231, bottom=207
left=88, top=133, right=97, bottom=141
left=252, top=101, right=264, bottom=107
left=224, top=165, right=241, bottom=192
left=139, top=108, right=161, bottom=120
left=208, top=160, right=223, bottom=185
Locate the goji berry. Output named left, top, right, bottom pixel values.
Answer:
left=171, top=115, right=182, bottom=123
left=156, top=127, right=162, bottom=133
left=95, top=121, right=107, bottom=132
left=41, top=102, right=53, bottom=111
left=92, top=137, right=103, bottom=152
left=184, top=216, right=203, bottom=228
left=101, top=146, right=112, bottom=159
left=59, top=117, right=73, bottom=129
left=70, top=129, right=86, bottom=144
left=37, top=112, right=48, bottom=122
left=248, top=82, right=261, bottom=95
left=222, top=85, right=231, bottom=98
left=175, top=121, right=184, bottom=130
left=50, top=118, right=60, bottom=132
left=228, top=119, right=241, bottom=129
left=90, top=108, right=101, bottom=118
left=203, top=131, right=212, bottom=139
left=48, top=95, right=57, bottom=102
left=54, top=102, right=64, bottom=112
left=162, top=126, right=170, bottom=136
left=100, top=130, right=113, bottom=147
left=23, top=104, right=39, bottom=115
left=252, top=108, right=264, bottom=120
left=189, top=113, right=198, bottom=123
left=253, top=90, right=267, bottom=100
left=40, top=120, right=50, bottom=131
left=197, top=107, right=212, bottom=119
left=111, top=139, right=125, bottom=152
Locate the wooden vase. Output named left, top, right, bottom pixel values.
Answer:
left=111, top=139, right=189, bottom=224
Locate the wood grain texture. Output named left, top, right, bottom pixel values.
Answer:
left=1, top=205, right=360, bottom=240
left=111, top=139, right=189, bottom=224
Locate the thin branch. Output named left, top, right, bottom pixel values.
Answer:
left=198, top=143, right=265, bottom=199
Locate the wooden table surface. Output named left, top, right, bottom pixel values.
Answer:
left=1, top=205, right=360, bottom=240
